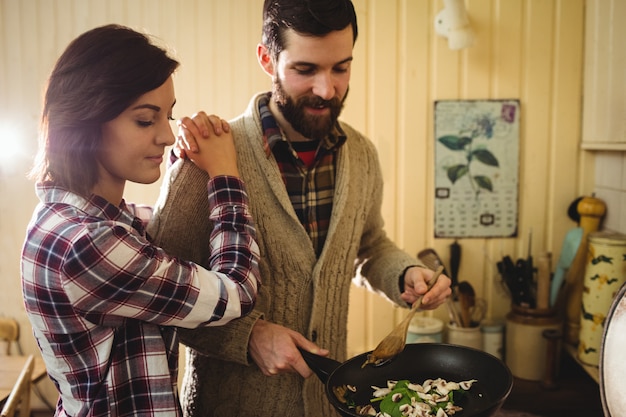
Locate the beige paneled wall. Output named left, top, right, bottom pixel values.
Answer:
left=1, top=0, right=589, bottom=406
left=348, top=0, right=588, bottom=355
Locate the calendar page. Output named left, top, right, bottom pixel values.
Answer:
left=434, top=99, right=520, bottom=238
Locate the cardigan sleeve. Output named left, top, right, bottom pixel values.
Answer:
left=148, top=158, right=261, bottom=365
left=347, top=128, right=425, bottom=306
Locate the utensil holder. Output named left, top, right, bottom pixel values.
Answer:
left=505, top=304, right=562, bottom=381
left=446, top=322, right=482, bottom=350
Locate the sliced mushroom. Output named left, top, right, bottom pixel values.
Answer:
left=459, top=379, right=478, bottom=390
left=357, top=404, right=377, bottom=416
left=371, top=386, right=391, bottom=397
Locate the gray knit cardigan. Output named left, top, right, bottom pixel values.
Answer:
left=147, top=93, right=421, bottom=417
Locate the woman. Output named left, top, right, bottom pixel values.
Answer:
left=20, top=24, right=260, bottom=416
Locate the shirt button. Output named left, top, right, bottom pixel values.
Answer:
left=311, top=330, right=318, bottom=342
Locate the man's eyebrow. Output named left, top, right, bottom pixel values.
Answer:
left=293, top=57, right=354, bottom=67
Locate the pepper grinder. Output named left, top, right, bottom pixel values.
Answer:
left=563, top=196, right=606, bottom=345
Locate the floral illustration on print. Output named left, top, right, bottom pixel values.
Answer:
left=437, top=110, right=511, bottom=199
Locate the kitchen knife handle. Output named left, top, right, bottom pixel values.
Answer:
left=450, top=240, right=461, bottom=288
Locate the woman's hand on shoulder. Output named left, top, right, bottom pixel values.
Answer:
left=176, top=111, right=239, bottom=177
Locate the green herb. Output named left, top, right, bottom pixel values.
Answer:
left=369, top=378, right=474, bottom=417
left=335, top=378, right=475, bottom=416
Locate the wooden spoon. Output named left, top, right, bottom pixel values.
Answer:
left=362, top=266, right=444, bottom=367
left=417, top=249, right=462, bottom=327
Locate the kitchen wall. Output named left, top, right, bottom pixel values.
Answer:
left=594, top=152, right=626, bottom=233
left=0, top=0, right=592, bottom=409
left=583, top=0, right=626, bottom=234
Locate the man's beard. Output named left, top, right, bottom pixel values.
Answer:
left=272, top=77, right=346, bottom=140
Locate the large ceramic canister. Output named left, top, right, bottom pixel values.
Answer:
left=578, top=231, right=626, bottom=366
left=505, top=305, right=562, bottom=381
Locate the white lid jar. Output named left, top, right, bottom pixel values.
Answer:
left=406, top=316, right=444, bottom=344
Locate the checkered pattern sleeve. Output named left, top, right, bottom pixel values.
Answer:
left=21, top=176, right=259, bottom=415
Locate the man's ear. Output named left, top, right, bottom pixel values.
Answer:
left=257, top=43, right=275, bottom=76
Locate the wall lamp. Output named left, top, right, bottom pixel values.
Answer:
left=435, top=0, right=475, bottom=50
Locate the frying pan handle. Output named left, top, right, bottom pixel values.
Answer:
left=298, top=348, right=341, bottom=384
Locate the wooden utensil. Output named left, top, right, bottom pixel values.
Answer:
left=362, top=266, right=444, bottom=367
left=417, top=248, right=462, bottom=327
left=457, top=281, right=475, bottom=327
left=535, top=252, right=552, bottom=310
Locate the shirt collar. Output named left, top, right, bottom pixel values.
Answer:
left=36, top=182, right=138, bottom=228
left=258, top=93, right=347, bottom=158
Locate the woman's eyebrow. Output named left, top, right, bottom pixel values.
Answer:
left=132, top=104, right=161, bottom=112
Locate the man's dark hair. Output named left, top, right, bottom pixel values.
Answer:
left=262, top=0, right=358, bottom=58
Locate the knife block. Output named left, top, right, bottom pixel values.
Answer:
left=563, top=196, right=606, bottom=345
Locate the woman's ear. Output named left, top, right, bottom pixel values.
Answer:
left=256, top=43, right=275, bottom=76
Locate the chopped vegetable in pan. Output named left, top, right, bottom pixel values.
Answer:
left=334, top=378, right=477, bottom=417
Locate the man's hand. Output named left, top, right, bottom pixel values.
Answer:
left=248, top=319, right=329, bottom=378
left=401, top=267, right=452, bottom=309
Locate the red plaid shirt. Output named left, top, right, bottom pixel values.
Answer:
left=21, top=176, right=259, bottom=416
left=259, top=94, right=346, bottom=255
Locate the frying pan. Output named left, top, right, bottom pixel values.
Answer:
left=600, top=281, right=626, bottom=416
left=300, top=343, right=512, bottom=417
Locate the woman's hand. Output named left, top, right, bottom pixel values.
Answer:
left=176, top=112, right=238, bottom=177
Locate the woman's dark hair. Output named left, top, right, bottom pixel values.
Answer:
left=31, top=24, right=180, bottom=196
left=262, top=0, right=358, bottom=59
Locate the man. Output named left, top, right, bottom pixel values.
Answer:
left=148, top=1, right=451, bottom=416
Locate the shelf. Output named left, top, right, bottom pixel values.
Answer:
left=581, top=142, right=626, bottom=152
left=564, top=343, right=599, bottom=384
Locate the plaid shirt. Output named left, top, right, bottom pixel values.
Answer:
left=21, top=176, right=259, bottom=417
left=259, top=94, right=346, bottom=255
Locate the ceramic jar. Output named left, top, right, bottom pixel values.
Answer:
left=578, top=231, right=626, bottom=366
left=406, top=316, right=444, bottom=344
left=481, top=320, right=504, bottom=360
left=505, top=305, right=562, bottom=381
left=447, top=322, right=482, bottom=350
